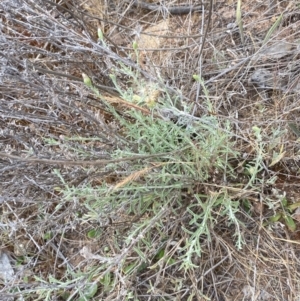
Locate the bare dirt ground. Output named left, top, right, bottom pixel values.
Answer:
left=1, top=0, right=300, bottom=300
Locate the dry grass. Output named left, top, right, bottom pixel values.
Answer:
left=1, top=0, right=300, bottom=300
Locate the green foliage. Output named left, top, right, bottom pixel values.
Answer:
left=37, top=42, right=293, bottom=297
left=263, top=13, right=283, bottom=45
left=267, top=196, right=297, bottom=232
left=77, top=283, right=98, bottom=301
left=56, top=64, right=243, bottom=274
left=236, top=0, right=244, bottom=44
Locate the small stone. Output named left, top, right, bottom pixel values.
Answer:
left=249, top=68, right=288, bottom=91
left=257, top=41, right=294, bottom=60
left=249, top=68, right=274, bottom=88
